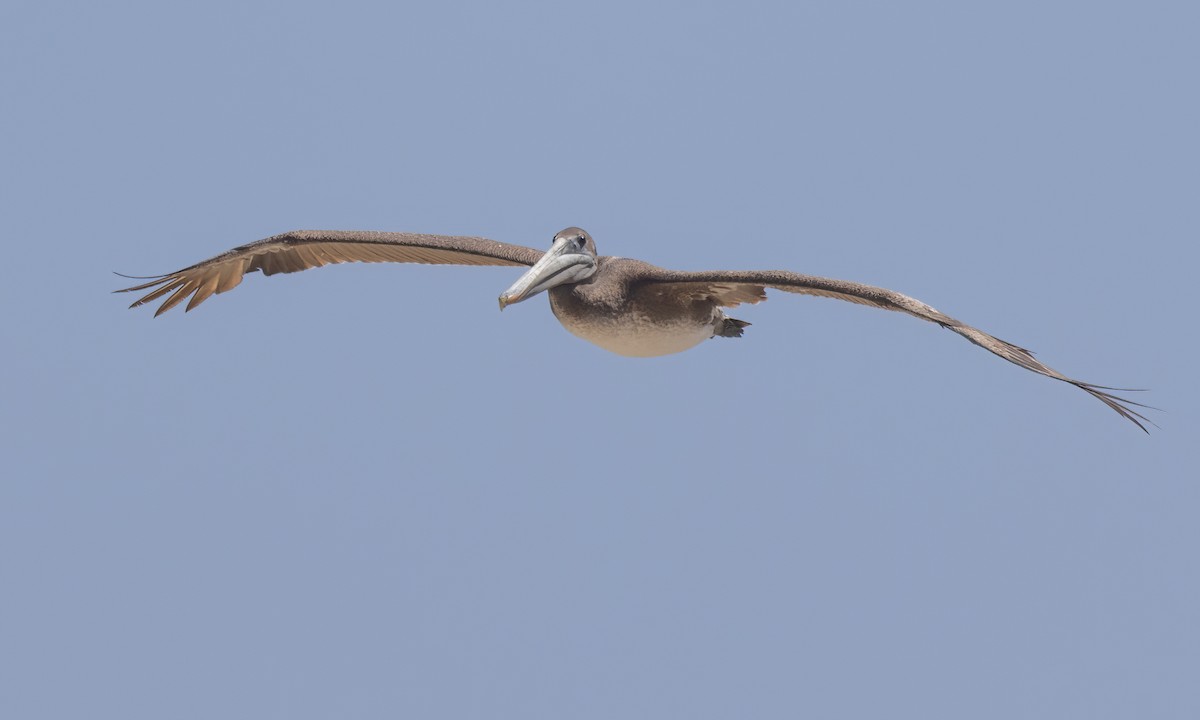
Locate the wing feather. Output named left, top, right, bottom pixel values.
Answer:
left=129, top=277, right=188, bottom=308
left=214, top=260, right=246, bottom=293
left=185, top=273, right=221, bottom=312
left=117, top=230, right=544, bottom=315
left=155, top=280, right=199, bottom=316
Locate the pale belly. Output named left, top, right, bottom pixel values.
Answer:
left=552, top=306, right=718, bottom=357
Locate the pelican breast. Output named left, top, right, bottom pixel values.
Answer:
left=548, top=258, right=721, bottom=357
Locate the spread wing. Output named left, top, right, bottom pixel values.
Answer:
left=116, top=230, right=544, bottom=316
left=635, top=268, right=1153, bottom=432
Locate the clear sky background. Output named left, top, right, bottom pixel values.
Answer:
left=2, top=1, right=1197, bottom=718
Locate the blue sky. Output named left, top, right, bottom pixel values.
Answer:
left=2, top=1, right=1197, bottom=717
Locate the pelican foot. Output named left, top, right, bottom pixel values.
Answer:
left=715, top=317, right=750, bottom=338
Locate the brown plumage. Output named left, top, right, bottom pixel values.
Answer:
left=117, top=227, right=1152, bottom=431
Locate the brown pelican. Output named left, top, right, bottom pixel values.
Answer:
left=117, top=227, right=1151, bottom=430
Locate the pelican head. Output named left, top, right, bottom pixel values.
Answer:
left=498, top=227, right=598, bottom=310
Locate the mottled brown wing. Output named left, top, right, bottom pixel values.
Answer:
left=634, top=268, right=1153, bottom=432
left=116, top=230, right=544, bottom=316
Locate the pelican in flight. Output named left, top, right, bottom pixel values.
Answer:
left=117, top=227, right=1151, bottom=430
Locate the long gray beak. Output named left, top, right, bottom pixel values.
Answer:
left=498, top=238, right=595, bottom=310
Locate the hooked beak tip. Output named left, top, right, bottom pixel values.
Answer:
left=498, top=295, right=510, bottom=311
